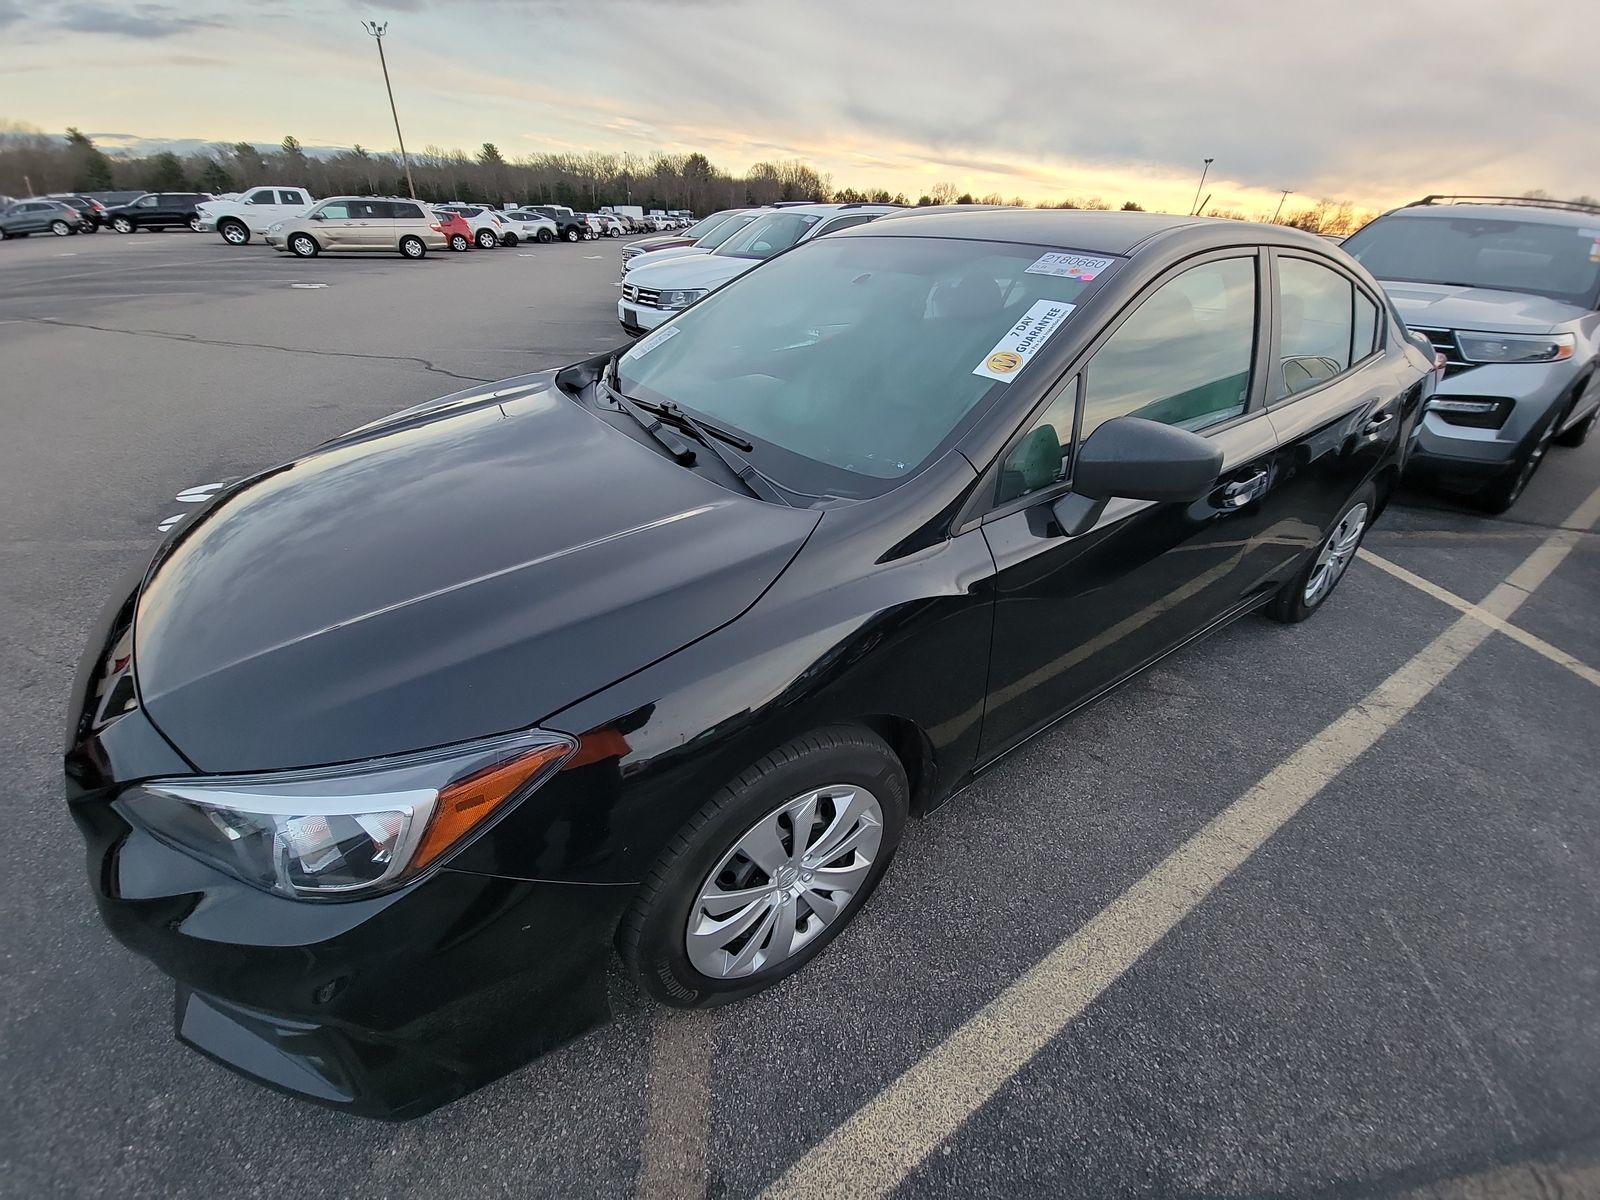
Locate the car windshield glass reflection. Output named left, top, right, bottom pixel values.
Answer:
left=618, top=236, right=1112, bottom=498
left=1344, top=213, right=1600, bottom=307
left=714, top=212, right=822, bottom=259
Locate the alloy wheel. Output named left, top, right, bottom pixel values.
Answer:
left=685, top=785, right=884, bottom=980
left=222, top=223, right=247, bottom=245
left=1304, top=501, right=1368, bottom=606
left=50, top=220, right=70, bottom=236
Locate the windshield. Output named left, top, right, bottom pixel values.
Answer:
left=714, top=212, right=822, bottom=260
left=683, top=211, right=734, bottom=239
left=697, top=212, right=762, bottom=249
left=617, top=235, right=1112, bottom=499
left=1344, top=212, right=1600, bottom=307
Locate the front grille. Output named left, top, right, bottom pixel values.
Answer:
left=622, top=284, right=662, bottom=307
left=1409, top=326, right=1476, bottom=378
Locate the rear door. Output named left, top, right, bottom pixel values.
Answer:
left=1256, top=250, right=1417, bottom=574
left=241, top=188, right=289, bottom=230
left=353, top=200, right=400, bottom=249
left=976, top=250, right=1288, bottom=760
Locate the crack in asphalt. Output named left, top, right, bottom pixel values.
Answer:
left=23, top=316, right=495, bottom=385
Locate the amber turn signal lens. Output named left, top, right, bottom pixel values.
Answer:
left=412, top=742, right=571, bottom=870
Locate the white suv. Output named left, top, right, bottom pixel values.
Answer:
left=197, top=186, right=315, bottom=245
left=434, top=204, right=507, bottom=249
left=618, top=203, right=900, bottom=334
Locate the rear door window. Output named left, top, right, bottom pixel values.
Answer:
left=1277, top=257, right=1354, bottom=398
left=391, top=202, right=423, bottom=220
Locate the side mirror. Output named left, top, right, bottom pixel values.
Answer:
left=1050, top=416, right=1223, bottom=536
left=309, top=212, right=326, bottom=221
left=242, top=198, right=255, bottom=205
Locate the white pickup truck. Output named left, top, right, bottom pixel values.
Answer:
left=196, top=186, right=316, bottom=245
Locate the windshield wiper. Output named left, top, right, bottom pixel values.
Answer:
left=651, top=400, right=794, bottom=507
left=600, top=375, right=699, bottom=465
left=601, top=362, right=796, bottom=506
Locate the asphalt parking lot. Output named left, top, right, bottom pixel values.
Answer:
left=2, top=230, right=1597, bottom=1200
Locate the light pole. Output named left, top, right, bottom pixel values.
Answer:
left=361, top=20, right=415, bottom=199
left=1190, top=157, right=1213, bottom=215
left=1272, top=189, right=1294, bottom=223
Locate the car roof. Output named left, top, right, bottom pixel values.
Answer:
left=831, top=208, right=1354, bottom=261
left=1379, top=200, right=1600, bottom=229
left=752, top=202, right=901, bottom=218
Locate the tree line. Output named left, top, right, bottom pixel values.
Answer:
left=22, top=122, right=1586, bottom=237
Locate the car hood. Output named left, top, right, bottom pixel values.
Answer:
left=134, top=381, right=820, bottom=772
left=633, top=234, right=694, bottom=252
left=627, top=253, right=756, bottom=291
left=1382, top=282, right=1587, bottom=333
left=627, top=246, right=709, bottom=272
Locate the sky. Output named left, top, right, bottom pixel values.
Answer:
left=0, top=0, right=1591, bottom=216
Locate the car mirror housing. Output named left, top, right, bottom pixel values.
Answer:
left=1051, top=417, right=1223, bottom=536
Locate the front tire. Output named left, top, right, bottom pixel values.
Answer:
left=621, top=727, right=908, bottom=1008
left=475, top=228, right=498, bottom=249
left=399, top=235, right=426, bottom=259
left=111, top=217, right=133, bottom=234
left=449, top=233, right=470, bottom=252
left=1474, top=414, right=1558, bottom=514
left=501, top=232, right=519, bottom=247
left=219, top=219, right=249, bottom=246
left=537, top=228, right=555, bottom=243
left=1267, top=483, right=1375, bottom=624
left=288, top=232, right=319, bottom=258
left=50, top=219, right=71, bottom=236
left=1555, top=401, right=1597, bottom=448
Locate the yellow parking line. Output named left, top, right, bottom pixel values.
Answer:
left=759, top=481, right=1600, bottom=1200
left=637, top=1011, right=715, bottom=1199
left=1358, top=549, right=1600, bottom=689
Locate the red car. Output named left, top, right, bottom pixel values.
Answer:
left=432, top=210, right=474, bottom=252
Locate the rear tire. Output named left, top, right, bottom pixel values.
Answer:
left=1267, top=483, right=1376, bottom=624
left=219, top=219, right=249, bottom=246
left=564, top=227, right=581, bottom=243
left=187, top=216, right=202, bottom=232
left=399, top=236, right=426, bottom=259
left=620, top=727, right=908, bottom=1009
left=288, top=232, right=319, bottom=258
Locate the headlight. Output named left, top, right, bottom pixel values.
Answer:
left=1455, top=331, right=1574, bottom=364
left=118, top=730, right=575, bottom=899
left=657, top=289, right=707, bottom=310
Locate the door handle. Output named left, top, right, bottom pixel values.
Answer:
left=1221, top=470, right=1269, bottom=508
left=1361, top=411, right=1395, bottom=436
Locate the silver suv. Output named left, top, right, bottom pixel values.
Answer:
left=1343, top=195, right=1600, bottom=512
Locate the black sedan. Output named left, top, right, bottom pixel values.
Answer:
left=65, top=210, right=1435, bottom=1118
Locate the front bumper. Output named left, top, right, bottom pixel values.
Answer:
left=64, top=590, right=633, bottom=1119
left=617, top=298, right=672, bottom=336
left=195, top=219, right=216, bottom=232
left=74, top=798, right=629, bottom=1118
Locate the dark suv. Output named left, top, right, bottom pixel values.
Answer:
left=105, top=193, right=210, bottom=233
left=46, top=193, right=109, bottom=230
left=526, top=205, right=592, bottom=243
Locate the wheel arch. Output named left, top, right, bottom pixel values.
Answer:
left=1371, top=462, right=1401, bottom=518
left=854, top=713, right=937, bottom=816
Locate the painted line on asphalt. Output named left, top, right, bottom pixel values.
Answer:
left=637, top=1011, right=715, bottom=1200
left=1359, top=549, right=1600, bottom=689
left=759, top=481, right=1600, bottom=1200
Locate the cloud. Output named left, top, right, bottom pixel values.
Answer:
left=0, top=0, right=22, bottom=30
left=54, top=2, right=224, bottom=38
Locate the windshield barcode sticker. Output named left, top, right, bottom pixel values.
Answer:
left=1025, top=252, right=1115, bottom=281
left=626, top=326, right=680, bottom=358
left=972, top=300, right=1077, bottom=382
